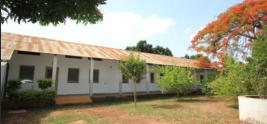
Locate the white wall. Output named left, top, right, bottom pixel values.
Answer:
left=8, top=52, right=164, bottom=95
left=147, top=66, right=162, bottom=92
left=121, top=65, right=162, bottom=93
left=92, top=59, right=120, bottom=94
left=8, top=52, right=54, bottom=91
left=8, top=51, right=209, bottom=96
left=238, top=96, right=267, bottom=123
left=56, top=55, right=90, bottom=95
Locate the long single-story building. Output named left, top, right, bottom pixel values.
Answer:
left=1, top=32, right=211, bottom=103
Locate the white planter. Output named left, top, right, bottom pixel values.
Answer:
left=238, top=96, right=267, bottom=124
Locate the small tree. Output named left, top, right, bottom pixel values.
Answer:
left=156, top=66, right=196, bottom=96
left=37, top=78, right=52, bottom=90
left=118, top=53, right=146, bottom=106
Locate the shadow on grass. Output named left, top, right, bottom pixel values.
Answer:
left=2, top=106, right=55, bottom=124
left=227, top=104, right=239, bottom=109
left=2, top=95, right=179, bottom=123
left=176, top=96, right=217, bottom=103
left=150, top=104, right=181, bottom=109
left=3, top=95, right=213, bottom=124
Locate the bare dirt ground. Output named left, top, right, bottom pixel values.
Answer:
left=77, top=106, right=168, bottom=124
left=2, top=96, right=246, bottom=124
left=3, top=105, right=168, bottom=124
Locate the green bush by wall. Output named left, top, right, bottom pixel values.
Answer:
left=6, top=79, right=21, bottom=93
left=37, top=78, right=52, bottom=90
left=8, top=90, right=56, bottom=105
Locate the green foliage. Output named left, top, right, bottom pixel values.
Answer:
left=200, top=71, right=217, bottom=96
left=126, top=40, right=173, bottom=56
left=118, top=53, right=147, bottom=82
left=246, top=27, right=267, bottom=98
left=184, top=54, right=210, bottom=63
left=155, top=66, right=196, bottom=95
left=208, top=26, right=267, bottom=98
left=153, top=46, right=172, bottom=56
left=37, top=78, right=52, bottom=90
left=8, top=90, right=55, bottom=104
left=6, top=79, right=21, bottom=93
left=118, top=53, right=146, bottom=105
left=1, top=0, right=106, bottom=25
left=208, top=56, right=252, bottom=96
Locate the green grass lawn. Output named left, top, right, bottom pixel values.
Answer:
left=3, top=96, right=243, bottom=124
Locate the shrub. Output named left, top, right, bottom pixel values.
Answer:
left=37, top=78, right=52, bottom=90
left=156, top=66, right=196, bottom=95
left=200, top=71, right=217, bottom=96
left=6, top=79, right=21, bottom=93
left=8, top=90, right=56, bottom=104
left=208, top=26, right=267, bottom=98
left=246, top=27, right=267, bottom=98
left=208, top=56, right=252, bottom=96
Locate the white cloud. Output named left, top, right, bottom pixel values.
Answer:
left=136, top=14, right=175, bottom=39
left=1, top=12, right=175, bottom=49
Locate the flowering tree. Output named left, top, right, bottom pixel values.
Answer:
left=190, top=0, right=267, bottom=68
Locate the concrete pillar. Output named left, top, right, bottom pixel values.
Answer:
left=0, top=62, right=8, bottom=124
left=52, top=55, right=58, bottom=88
left=89, top=58, right=94, bottom=96
left=119, top=69, right=122, bottom=97
left=145, top=65, right=150, bottom=93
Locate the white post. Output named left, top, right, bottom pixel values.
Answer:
left=119, top=70, right=122, bottom=97
left=146, top=65, right=150, bottom=93
left=90, top=58, right=94, bottom=96
left=1, top=62, right=8, bottom=99
left=52, top=55, right=58, bottom=88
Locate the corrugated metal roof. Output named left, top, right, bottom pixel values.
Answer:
left=1, top=32, right=204, bottom=68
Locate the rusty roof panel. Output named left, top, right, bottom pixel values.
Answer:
left=1, top=32, right=203, bottom=68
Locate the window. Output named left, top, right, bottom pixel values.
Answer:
left=122, top=75, right=128, bottom=83
left=150, top=73, right=155, bottom=83
left=45, top=67, right=59, bottom=80
left=200, top=74, right=204, bottom=81
left=19, top=65, right=35, bottom=81
left=136, top=79, right=141, bottom=83
left=45, top=67, right=53, bottom=79
left=18, top=51, right=40, bottom=56
left=93, top=69, right=99, bottom=83
left=67, top=68, right=79, bottom=83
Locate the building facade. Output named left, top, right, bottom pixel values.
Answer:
left=1, top=32, right=210, bottom=96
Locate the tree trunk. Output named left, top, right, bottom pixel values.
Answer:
left=133, top=77, right=137, bottom=106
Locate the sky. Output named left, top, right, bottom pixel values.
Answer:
left=1, top=0, right=243, bottom=57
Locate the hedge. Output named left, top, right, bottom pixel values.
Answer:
left=8, top=90, right=56, bottom=105
left=6, top=79, right=21, bottom=93
left=37, top=78, right=52, bottom=90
